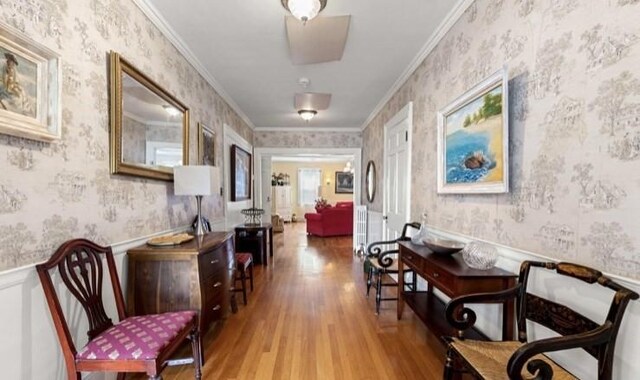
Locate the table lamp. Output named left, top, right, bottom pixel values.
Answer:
left=174, top=165, right=220, bottom=236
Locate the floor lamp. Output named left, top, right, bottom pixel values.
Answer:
left=174, top=165, right=220, bottom=236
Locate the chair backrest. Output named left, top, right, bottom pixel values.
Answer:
left=516, top=261, right=639, bottom=378
left=36, top=239, right=127, bottom=357
left=366, top=222, right=420, bottom=267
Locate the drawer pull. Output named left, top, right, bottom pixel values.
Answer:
left=210, top=259, right=220, bottom=264
left=433, top=272, right=440, bottom=278
left=406, top=255, right=413, bottom=260
left=212, top=305, right=221, bottom=311
left=213, top=281, right=222, bottom=288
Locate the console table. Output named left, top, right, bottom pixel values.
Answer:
left=234, top=222, right=273, bottom=265
left=397, top=241, right=517, bottom=341
left=126, top=231, right=235, bottom=335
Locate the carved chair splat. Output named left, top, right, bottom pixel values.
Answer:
left=443, top=260, right=639, bottom=380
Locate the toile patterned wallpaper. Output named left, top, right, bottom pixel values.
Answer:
left=254, top=130, right=362, bottom=148
left=0, top=0, right=252, bottom=271
left=362, top=0, right=640, bottom=279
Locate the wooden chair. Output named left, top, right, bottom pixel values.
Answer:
left=233, top=252, right=254, bottom=305
left=365, top=222, right=420, bottom=314
left=36, top=238, right=202, bottom=380
left=443, top=260, right=639, bottom=380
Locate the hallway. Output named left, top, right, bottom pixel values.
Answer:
left=151, top=223, right=444, bottom=379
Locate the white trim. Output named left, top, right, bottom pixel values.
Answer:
left=254, top=126, right=362, bottom=133
left=0, top=226, right=188, bottom=291
left=360, top=0, right=474, bottom=131
left=131, top=0, right=255, bottom=130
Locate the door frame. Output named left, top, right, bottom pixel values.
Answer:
left=382, top=102, right=413, bottom=239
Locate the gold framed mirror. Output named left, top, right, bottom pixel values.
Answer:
left=109, top=51, right=189, bottom=181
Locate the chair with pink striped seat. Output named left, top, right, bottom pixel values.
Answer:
left=37, top=239, right=202, bottom=380
left=233, top=252, right=254, bottom=305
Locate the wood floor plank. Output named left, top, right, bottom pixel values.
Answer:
left=130, top=223, right=445, bottom=379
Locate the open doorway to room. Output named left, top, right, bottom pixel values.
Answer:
left=253, top=148, right=361, bottom=243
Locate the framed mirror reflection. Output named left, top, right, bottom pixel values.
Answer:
left=109, top=51, right=189, bottom=181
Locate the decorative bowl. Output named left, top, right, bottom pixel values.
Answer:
left=422, top=238, right=465, bottom=255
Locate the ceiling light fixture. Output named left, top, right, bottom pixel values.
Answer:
left=281, top=0, right=327, bottom=24
left=163, top=105, right=180, bottom=117
left=298, top=109, right=317, bottom=121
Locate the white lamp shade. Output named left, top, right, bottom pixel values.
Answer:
left=174, top=166, right=220, bottom=196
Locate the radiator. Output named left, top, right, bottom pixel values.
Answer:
left=354, top=205, right=368, bottom=250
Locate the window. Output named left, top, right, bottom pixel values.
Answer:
left=298, top=168, right=321, bottom=206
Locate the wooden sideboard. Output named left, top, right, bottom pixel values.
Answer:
left=397, top=241, right=517, bottom=341
left=126, top=231, right=235, bottom=335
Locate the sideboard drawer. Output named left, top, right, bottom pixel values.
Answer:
left=425, top=266, right=454, bottom=294
left=403, top=250, right=424, bottom=271
left=200, top=246, right=225, bottom=278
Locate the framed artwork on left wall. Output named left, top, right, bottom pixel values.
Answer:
left=0, top=22, right=61, bottom=142
left=198, top=122, right=215, bottom=166
left=230, top=144, right=251, bottom=201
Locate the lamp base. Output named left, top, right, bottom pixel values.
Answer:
left=194, top=195, right=207, bottom=236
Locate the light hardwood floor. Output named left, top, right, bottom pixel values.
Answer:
left=134, top=222, right=445, bottom=379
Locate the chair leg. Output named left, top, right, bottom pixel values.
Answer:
left=240, top=270, right=248, bottom=305
left=366, top=266, right=373, bottom=297
left=249, top=262, right=254, bottom=291
left=443, top=347, right=456, bottom=380
left=190, top=328, right=203, bottom=380
left=375, top=271, right=383, bottom=314
left=116, top=373, right=126, bottom=380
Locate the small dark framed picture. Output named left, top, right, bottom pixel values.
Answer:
left=335, top=171, right=354, bottom=194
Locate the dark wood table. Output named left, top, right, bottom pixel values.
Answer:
left=397, top=241, right=517, bottom=341
left=234, top=222, right=273, bottom=266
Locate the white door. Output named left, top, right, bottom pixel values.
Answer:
left=260, top=156, right=272, bottom=222
left=383, top=103, right=412, bottom=240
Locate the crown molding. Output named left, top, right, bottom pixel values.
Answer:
left=254, top=126, right=362, bottom=133
left=359, top=0, right=474, bottom=131
left=132, top=0, right=256, bottom=130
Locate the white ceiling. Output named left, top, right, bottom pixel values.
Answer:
left=143, top=0, right=462, bottom=130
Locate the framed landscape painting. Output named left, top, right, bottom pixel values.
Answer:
left=437, top=68, right=509, bottom=194
left=230, top=144, right=251, bottom=201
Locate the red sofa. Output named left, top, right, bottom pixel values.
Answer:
left=304, top=202, right=354, bottom=237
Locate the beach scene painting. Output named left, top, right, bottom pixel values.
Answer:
left=437, top=68, right=509, bottom=194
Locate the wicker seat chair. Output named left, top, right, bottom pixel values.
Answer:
left=443, top=260, right=639, bottom=380
left=365, top=222, right=420, bottom=314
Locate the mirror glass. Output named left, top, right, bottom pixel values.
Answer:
left=110, top=52, right=189, bottom=181
left=366, top=160, right=376, bottom=202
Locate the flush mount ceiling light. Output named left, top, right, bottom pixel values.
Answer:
left=298, top=109, right=317, bottom=121
left=281, top=0, right=327, bottom=24
left=162, top=105, right=180, bottom=117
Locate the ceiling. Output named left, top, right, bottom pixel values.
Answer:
left=143, top=0, right=461, bottom=130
